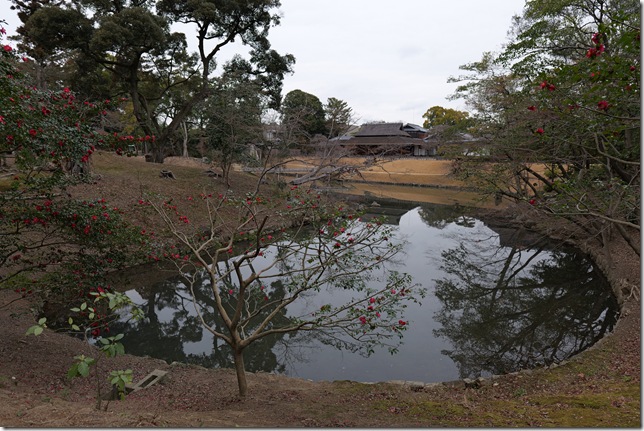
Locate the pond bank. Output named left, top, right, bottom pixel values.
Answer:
left=0, top=201, right=638, bottom=426
left=0, top=153, right=638, bottom=426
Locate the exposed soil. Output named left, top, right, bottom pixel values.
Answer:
left=0, top=154, right=639, bottom=427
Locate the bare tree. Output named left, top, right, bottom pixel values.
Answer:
left=148, top=187, right=422, bottom=397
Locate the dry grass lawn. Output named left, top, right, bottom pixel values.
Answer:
left=283, top=157, right=464, bottom=187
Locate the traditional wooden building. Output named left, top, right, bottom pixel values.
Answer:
left=334, top=122, right=436, bottom=156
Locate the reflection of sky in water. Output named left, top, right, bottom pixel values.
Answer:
left=279, top=209, right=457, bottom=382
left=276, top=210, right=555, bottom=382
left=121, top=206, right=614, bottom=383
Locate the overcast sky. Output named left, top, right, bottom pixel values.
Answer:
left=265, top=0, right=524, bottom=124
left=1, top=0, right=525, bottom=125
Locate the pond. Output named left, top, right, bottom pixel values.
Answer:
left=109, top=201, right=618, bottom=383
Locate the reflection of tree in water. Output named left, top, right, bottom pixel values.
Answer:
left=110, top=269, right=295, bottom=373
left=433, top=232, right=618, bottom=379
left=109, top=278, right=203, bottom=365
left=417, top=204, right=476, bottom=229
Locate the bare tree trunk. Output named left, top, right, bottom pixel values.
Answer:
left=181, top=121, right=189, bottom=158
left=149, top=146, right=164, bottom=164
left=233, top=348, right=247, bottom=398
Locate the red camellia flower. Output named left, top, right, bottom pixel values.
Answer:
left=597, top=100, right=610, bottom=111
left=535, top=128, right=544, bottom=135
left=540, top=81, right=555, bottom=91
left=527, top=105, right=537, bottom=111
left=3, top=45, right=11, bottom=52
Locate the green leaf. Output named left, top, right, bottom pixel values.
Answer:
left=115, top=343, right=125, bottom=356
left=38, top=317, right=47, bottom=325
left=80, top=302, right=87, bottom=311
left=77, top=361, right=90, bottom=377
left=67, top=363, right=79, bottom=379
left=71, top=324, right=80, bottom=331
left=70, top=307, right=80, bottom=312
left=33, top=326, right=43, bottom=336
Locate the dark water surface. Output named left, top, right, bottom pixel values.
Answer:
left=111, top=202, right=618, bottom=383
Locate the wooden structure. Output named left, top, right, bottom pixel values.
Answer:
left=334, top=122, right=435, bottom=156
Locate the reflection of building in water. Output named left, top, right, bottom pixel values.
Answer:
left=361, top=204, right=410, bottom=225
left=485, top=225, right=548, bottom=249
left=342, top=194, right=420, bottom=226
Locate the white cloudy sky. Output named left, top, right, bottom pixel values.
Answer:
left=265, top=0, right=524, bottom=124
left=1, top=0, right=524, bottom=125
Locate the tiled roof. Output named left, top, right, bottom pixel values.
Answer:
left=339, top=136, right=429, bottom=146
left=355, top=122, right=410, bottom=137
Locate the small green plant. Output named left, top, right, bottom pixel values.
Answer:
left=67, top=355, right=96, bottom=379
left=27, top=289, right=140, bottom=410
left=25, top=317, right=47, bottom=336
left=67, top=290, right=140, bottom=409
left=98, top=334, right=126, bottom=357
left=109, top=369, right=133, bottom=400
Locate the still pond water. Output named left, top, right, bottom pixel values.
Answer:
left=112, top=201, right=618, bottom=383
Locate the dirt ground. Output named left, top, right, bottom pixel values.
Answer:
left=0, top=154, right=639, bottom=427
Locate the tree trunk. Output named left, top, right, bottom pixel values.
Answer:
left=149, top=146, right=164, bottom=164
left=181, top=121, right=189, bottom=158
left=233, top=348, right=248, bottom=398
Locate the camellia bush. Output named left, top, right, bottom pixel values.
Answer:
left=1, top=23, right=150, bottom=407
left=146, top=186, right=424, bottom=397
left=448, top=0, right=639, bottom=255
left=0, top=25, right=149, bottom=301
